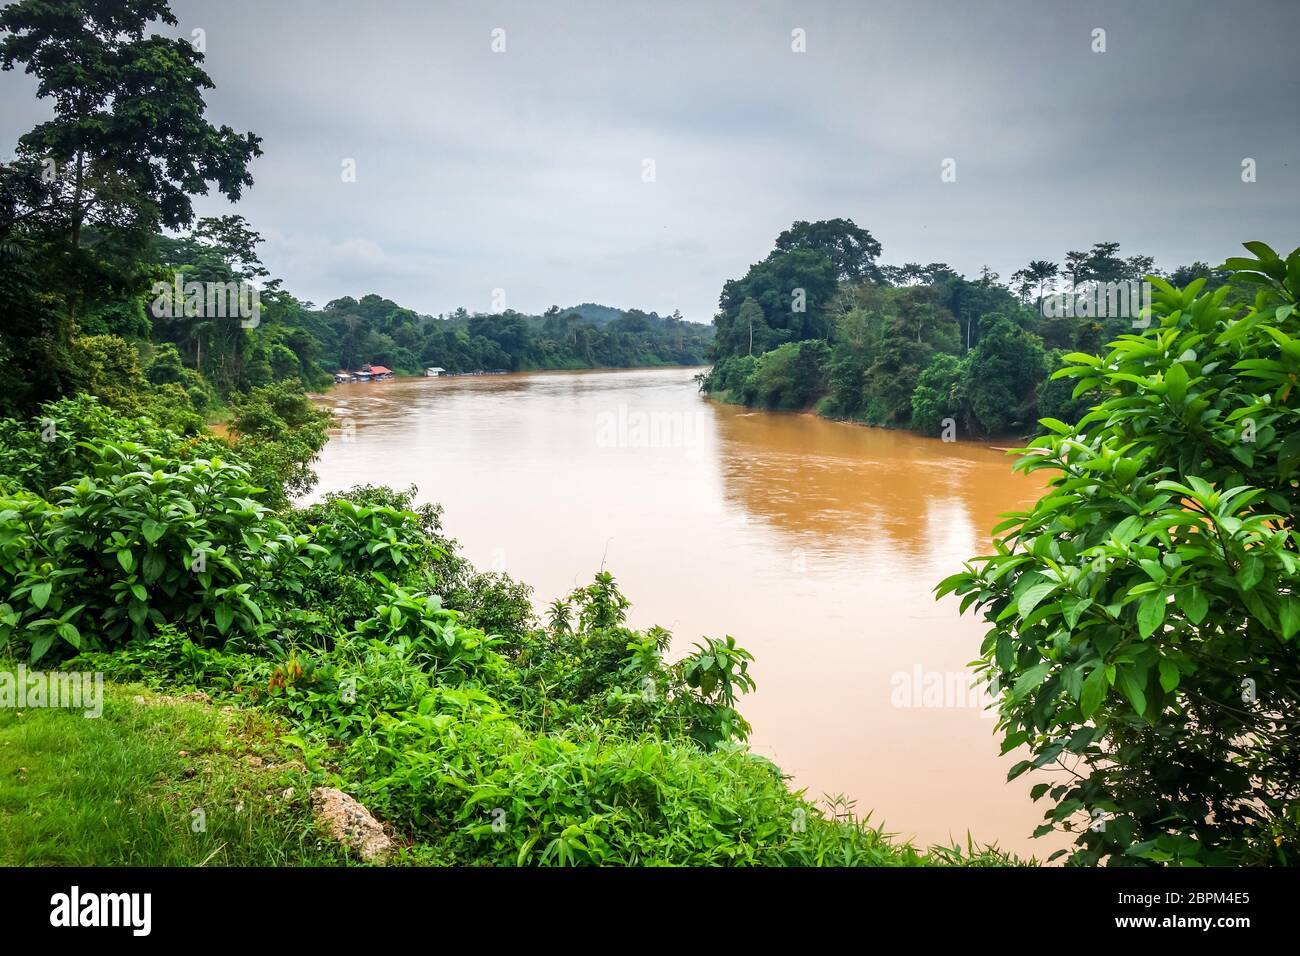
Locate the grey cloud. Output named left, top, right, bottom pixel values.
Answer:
left=2, top=0, right=1296, bottom=320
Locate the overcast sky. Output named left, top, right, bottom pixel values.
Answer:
left=3, top=0, right=1297, bottom=321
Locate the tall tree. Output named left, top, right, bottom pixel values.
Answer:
left=1009, top=267, right=1034, bottom=303
left=1124, top=254, right=1157, bottom=281
left=1064, top=250, right=1089, bottom=288
left=1026, top=259, right=1060, bottom=301
left=1, top=0, right=262, bottom=253
left=737, top=297, right=764, bottom=355
left=713, top=248, right=837, bottom=358
left=0, top=0, right=262, bottom=413
left=961, top=315, right=1046, bottom=434
left=1083, top=241, right=1125, bottom=283
left=773, top=218, right=884, bottom=282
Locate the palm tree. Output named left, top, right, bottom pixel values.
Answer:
left=1026, top=260, right=1060, bottom=302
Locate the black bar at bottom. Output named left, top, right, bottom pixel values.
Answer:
left=0, top=865, right=1289, bottom=940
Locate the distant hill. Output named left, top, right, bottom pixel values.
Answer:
left=555, top=303, right=628, bottom=326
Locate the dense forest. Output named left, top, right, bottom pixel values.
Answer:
left=700, top=218, right=1246, bottom=438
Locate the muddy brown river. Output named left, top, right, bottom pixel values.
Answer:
left=311, top=366, right=1065, bottom=858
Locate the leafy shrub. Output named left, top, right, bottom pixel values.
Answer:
left=345, top=708, right=1009, bottom=866
left=215, top=379, right=331, bottom=506
left=748, top=340, right=831, bottom=410
left=961, top=315, right=1046, bottom=435
left=68, top=334, right=151, bottom=415
left=680, top=635, right=756, bottom=747
left=352, top=580, right=507, bottom=686
left=910, top=353, right=966, bottom=435
left=0, top=394, right=184, bottom=495
left=510, top=574, right=758, bottom=750
left=940, top=243, right=1300, bottom=865
left=701, top=342, right=832, bottom=411
left=700, top=354, right=758, bottom=402
left=0, top=444, right=307, bottom=660
left=291, top=484, right=534, bottom=639
left=71, top=624, right=266, bottom=691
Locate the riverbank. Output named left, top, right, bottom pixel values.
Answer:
left=0, top=667, right=1026, bottom=866
left=2, top=367, right=1057, bottom=866
left=701, top=387, right=1036, bottom=450
left=308, top=366, right=1058, bottom=856
left=0, top=386, right=1038, bottom=866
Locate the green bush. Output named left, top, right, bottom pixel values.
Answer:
left=744, top=341, right=830, bottom=409
left=940, top=242, right=1300, bottom=865
left=218, top=379, right=331, bottom=506
left=0, top=444, right=307, bottom=660
left=910, top=353, right=967, bottom=435
left=0, top=394, right=184, bottom=494
left=291, top=484, right=534, bottom=640
left=700, top=354, right=757, bottom=402
left=962, top=315, right=1046, bottom=435
left=352, top=580, right=506, bottom=685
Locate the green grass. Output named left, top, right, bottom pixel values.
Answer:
left=0, top=671, right=1027, bottom=867
left=0, top=679, right=345, bottom=866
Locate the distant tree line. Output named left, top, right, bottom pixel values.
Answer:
left=3, top=181, right=713, bottom=425
left=701, top=219, right=1246, bottom=437
left=310, top=296, right=711, bottom=380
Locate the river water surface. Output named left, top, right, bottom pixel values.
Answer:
left=311, top=366, right=1062, bottom=857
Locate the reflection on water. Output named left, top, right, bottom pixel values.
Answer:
left=311, top=366, right=1066, bottom=858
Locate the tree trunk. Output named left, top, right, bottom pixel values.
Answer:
left=70, top=151, right=84, bottom=251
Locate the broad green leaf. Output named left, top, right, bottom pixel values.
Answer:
left=995, top=634, right=1014, bottom=670
left=1236, top=556, right=1264, bottom=591
left=1158, top=659, right=1180, bottom=693
left=1242, top=240, right=1278, bottom=262
left=1017, top=581, right=1059, bottom=617
left=1164, top=363, right=1189, bottom=404
left=56, top=622, right=81, bottom=648
left=1184, top=585, right=1209, bottom=625
left=1080, top=665, right=1108, bottom=718
left=1062, top=597, right=1093, bottom=630
left=1119, top=667, right=1148, bottom=716
left=29, top=633, right=54, bottom=662
left=1136, top=592, right=1166, bottom=638
left=1013, top=662, right=1053, bottom=700
left=1281, top=596, right=1300, bottom=640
